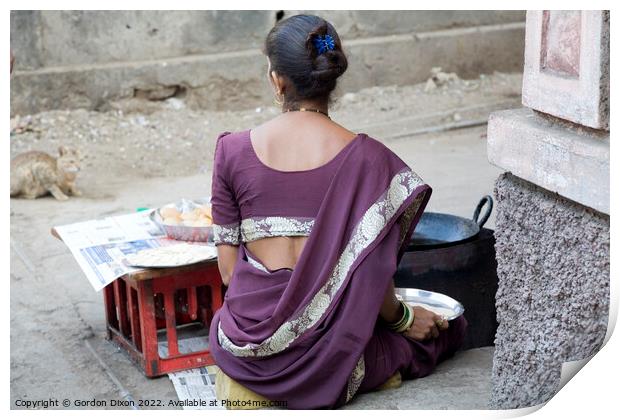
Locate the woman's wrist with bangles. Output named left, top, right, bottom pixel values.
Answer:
left=383, top=298, right=404, bottom=324
left=386, top=301, right=415, bottom=333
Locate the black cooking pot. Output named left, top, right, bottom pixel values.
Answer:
left=408, top=196, right=493, bottom=251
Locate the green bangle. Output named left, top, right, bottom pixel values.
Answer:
left=395, top=303, right=414, bottom=333
left=388, top=301, right=411, bottom=332
left=403, top=304, right=415, bottom=333
left=387, top=301, right=406, bottom=331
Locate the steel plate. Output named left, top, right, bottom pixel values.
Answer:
left=394, top=287, right=465, bottom=320
left=124, top=243, right=217, bottom=268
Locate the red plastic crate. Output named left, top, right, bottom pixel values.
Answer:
left=103, top=262, right=224, bottom=377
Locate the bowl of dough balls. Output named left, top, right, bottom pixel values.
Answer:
left=150, top=198, right=214, bottom=242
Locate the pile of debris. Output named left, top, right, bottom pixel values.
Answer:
left=423, top=67, right=482, bottom=93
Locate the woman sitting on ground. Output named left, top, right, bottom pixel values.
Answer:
left=209, top=14, right=467, bottom=409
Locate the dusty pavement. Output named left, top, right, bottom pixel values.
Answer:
left=10, top=72, right=521, bottom=409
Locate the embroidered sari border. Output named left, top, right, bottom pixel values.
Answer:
left=240, top=216, right=315, bottom=243
left=217, top=167, right=427, bottom=359
left=213, top=223, right=241, bottom=246
left=346, top=355, right=366, bottom=403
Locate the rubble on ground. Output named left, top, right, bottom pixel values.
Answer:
left=10, top=72, right=522, bottom=180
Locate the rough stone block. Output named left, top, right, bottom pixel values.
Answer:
left=487, top=108, right=609, bottom=214
left=522, top=11, right=610, bottom=129
left=490, top=173, right=609, bottom=409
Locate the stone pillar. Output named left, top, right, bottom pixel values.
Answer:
left=486, top=10, right=610, bottom=409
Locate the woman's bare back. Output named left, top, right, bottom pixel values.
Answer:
left=246, top=112, right=358, bottom=270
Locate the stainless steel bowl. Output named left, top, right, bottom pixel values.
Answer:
left=394, top=287, right=464, bottom=320
left=150, top=198, right=214, bottom=243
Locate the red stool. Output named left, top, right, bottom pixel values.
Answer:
left=103, top=261, right=224, bottom=377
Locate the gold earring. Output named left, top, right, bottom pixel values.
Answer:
left=274, top=91, right=284, bottom=106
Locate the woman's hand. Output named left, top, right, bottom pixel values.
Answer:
left=403, top=306, right=449, bottom=341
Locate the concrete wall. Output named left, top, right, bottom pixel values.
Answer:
left=10, top=10, right=526, bottom=115
left=490, top=173, right=609, bottom=408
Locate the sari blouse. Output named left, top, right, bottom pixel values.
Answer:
left=211, top=129, right=357, bottom=246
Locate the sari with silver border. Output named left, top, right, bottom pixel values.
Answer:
left=209, top=134, right=431, bottom=408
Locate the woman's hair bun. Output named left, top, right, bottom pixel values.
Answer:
left=265, top=14, right=348, bottom=102
left=311, top=49, right=348, bottom=81
left=306, top=23, right=348, bottom=82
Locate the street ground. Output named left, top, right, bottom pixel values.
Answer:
left=10, top=71, right=521, bottom=409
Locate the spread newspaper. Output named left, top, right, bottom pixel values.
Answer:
left=168, top=366, right=222, bottom=410
left=54, top=211, right=216, bottom=291
left=163, top=337, right=223, bottom=410
left=56, top=211, right=223, bottom=408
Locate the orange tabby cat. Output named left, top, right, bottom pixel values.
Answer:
left=10, top=146, right=82, bottom=201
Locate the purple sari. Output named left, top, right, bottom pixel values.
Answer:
left=209, top=137, right=437, bottom=408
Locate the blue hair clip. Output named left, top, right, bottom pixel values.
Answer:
left=313, top=34, right=335, bottom=55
